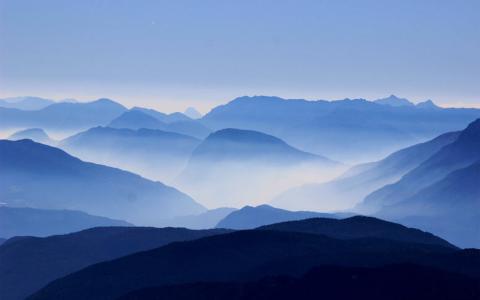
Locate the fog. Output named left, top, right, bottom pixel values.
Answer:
left=174, top=160, right=347, bottom=209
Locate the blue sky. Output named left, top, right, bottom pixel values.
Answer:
left=0, top=0, right=479, bottom=112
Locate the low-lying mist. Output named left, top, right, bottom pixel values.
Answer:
left=174, top=160, right=347, bottom=209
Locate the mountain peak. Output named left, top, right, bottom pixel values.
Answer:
left=89, top=98, right=126, bottom=109
left=375, top=95, right=414, bottom=107
left=9, top=128, right=53, bottom=145
left=208, top=128, right=286, bottom=145
left=184, top=107, right=202, bottom=119
left=108, top=110, right=165, bottom=130
left=416, top=99, right=440, bottom=109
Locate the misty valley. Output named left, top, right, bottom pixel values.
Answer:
left=0, top=95, right=479, bottom=299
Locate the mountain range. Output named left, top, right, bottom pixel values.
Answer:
left=60, top=126, right=201, bottom=181
left=0, top=96, right=55, bottom=110
left=110, top=109, right=211, bottom=139
left=361, top=119, right=480, bottom=211
left=200, top=95, right=480, bottom=162
left=0, top=98, right=126, bottom=131
left=349, top=118, right=480, bottom=247
left=0, top=226, right=229, bottom=300
left=0, top=139, right=205, bottom=225
left=0, top=206, right=130, bottom=238
left=272, top=130, right=460, bottom=211
left=28, top=216, right=477, bottom=300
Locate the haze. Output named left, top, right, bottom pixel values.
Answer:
left=1, top=0, right=479, bottom=112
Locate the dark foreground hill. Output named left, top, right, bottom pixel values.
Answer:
left=259, top=216, right=455, bottom=249
left=28, top=217, right=473, bottom=300
left=0, top=227, right=229, bottom=300
left=120, top=264, right=480, bottom=300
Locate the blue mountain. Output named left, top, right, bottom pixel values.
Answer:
left=201, top=95, right=480, bottom=162
left=187, top=128, right=334, bottom=164
left=27, top=217, right=471, bottom=300
left=131, top=107, right=192, bottom=123
left=355, top=119, right=480, bottom=247
left=374, top=94, right=415, bottom=107
left=0, top=226, right=228, bottom=300
left=110, top=109, right=211, bottom=138
left=0, top=96, right=55, bottom=110
left=0, top=98, right=126, bottom=130
left=216, top=205, right=338, bottom=229
left=0, top=139, right=205, bottom=225
left=177, top=128, right=340, bottom=208
left=272, top=130, right=460, bottom=211
left=9, top=128, right=55, bottom=145
left=109, top=109, right=165, bottom=130
left=184, top=107, right=202, bottom=119
left=0, top=206, right=130, bottom=238
left=361, top=119, right=480, bottom=212
left=380, top=161, right=480, bottom=248
left=61, top=126, right=200, bottom=181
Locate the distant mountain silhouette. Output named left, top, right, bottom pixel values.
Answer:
left=361, top=119, right=480, bottom=212
left=9, top=128, right=55, bottom=145
left=0, top=96, right=55, bottom=110
left=177, top=128, right=340, bottom=207
left=0, top=206, right=130, bottom=238
left=374, top=94, right=415, bottom=107
left=0, top=139, right=205, bottom=225
left=184, top=107, right=202, bottom=119
left=120, top=264, right=480, bottom=300
left=273, top=131, right=460, bottom=211
left=162, top=207, right=237, bottom=229
left=61, top=126, right=201, bottom=181
left=111, top=109, right=211, bottom=138
left=201, top=95, right=480, bottom=162
left=189, top=128, right=332, bottom=163
left=259, top=216, right=455, bottom=249
left=417, top=99, right=441, bottom=110
left=109, top=110, right=166, bottom=130
left=28, top=227, right=478, bottom=300
left=0, top=238, right=5, bottom=246
left=0, top=226, right=228, bottom=300
left=131, top=107, right=192, bottom=123
left=216, top=205, right=338, bottom=229
left=0, top=98, right=126, bottom=130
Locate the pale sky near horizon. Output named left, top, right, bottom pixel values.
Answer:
left=1, top=0, right=479, bottom=112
